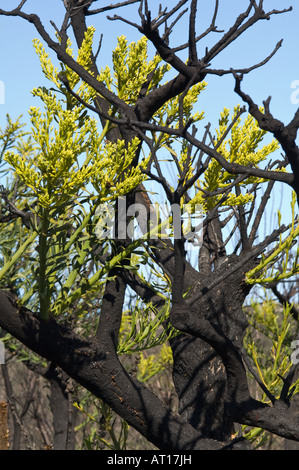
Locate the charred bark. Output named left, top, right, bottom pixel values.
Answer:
left=0, top=0, right=298, bottom=450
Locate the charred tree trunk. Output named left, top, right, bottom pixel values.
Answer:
left=170, top=252, right=253, bottom=441
left=46, top=364, right=76, bottom=450
left=0, top=402, right=9, bottom=450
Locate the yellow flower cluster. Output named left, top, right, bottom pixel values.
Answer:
left=191, top=106, right=281, bottom=210
left=137, top=344, right=173, bottom=383
left=246, top=191, right=299, bottom=285
left=4, top=28, right=147, bottom=211
left=92, top=136, right=146, bottom=201
left=102, top=35, right=170, bottom=103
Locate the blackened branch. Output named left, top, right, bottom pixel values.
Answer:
left=170, top=303, right=257, bottom=407
left=86, top=0, right=141, bottom=16
left=234, top=74, right=299, bottom=202
left=188, top=0, right=198, bottom=65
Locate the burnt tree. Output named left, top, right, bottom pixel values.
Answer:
left=0, top=0, right=298, bottom=450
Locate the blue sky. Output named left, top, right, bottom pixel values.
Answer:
left=0, top=0, right=298, bottom=125
left=0, top=0, right=298, bottom=226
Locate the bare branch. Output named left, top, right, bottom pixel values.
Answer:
left=235, top=185, right=250, bottom=252
left=205, top=39, right=283, bottom=77
left=211, top=0, right=220, bottom=27
left=161, top=8, right=188, bottom=44
left=249, top=179, right=275, bottom=244
left=151, top=0, right=189, bottom=31
left=203, top=3, right=291, bottom=64
left=172, top=0, right=223, bottom=54
left=127, top=118, right=294, bottom=187
left=188, top=0, right=198, bottom=65
left=86, top=0, right=141, bottom=16
left=15, top=0, right=28, bottom=10
left=234, top=74, right=299, bottom=202
left=188, top=224, right=290, bottom=306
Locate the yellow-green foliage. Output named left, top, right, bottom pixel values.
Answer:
left=242, top=299, right=299, bottom=448
left=0, top=114, right=27, bottom=160
left=137, top=343, right=173, bottom=382
left=99, top=35, right=170, bottom=104
left=246, top=191, right=299, bottom=285
left=32, top=26, right=97, bottom=103
left=92, top=137, right=145, bottom=200
left=5, top=103, right=96, bottom=209
left=0, top=28, right=150, bottom=321
left=191, top=106, right=281, bottom=210
left=151, top=80, right=206, bottom=184
left=245, top=299, right=298, bottom=401
left=98, top=34, right=207, bottom=186
left=152, top=80, right=206, bottom=130
left=117, top=297, right=176, bottom=355
left=4, top=27, right=146, bottom=211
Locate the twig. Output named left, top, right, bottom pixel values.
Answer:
left=188, top=224, right=290, bottom=306
left=86, top=0, right=141, bottom=16
left=188, top=0, right=198, bottom=65
left=239, top=346, right=276, bottom=404
left=205, top=40, right=283, bottom=77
